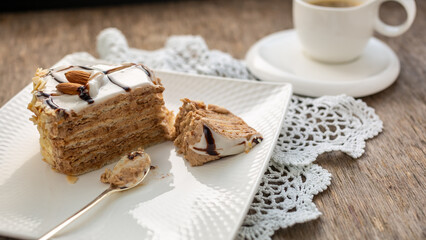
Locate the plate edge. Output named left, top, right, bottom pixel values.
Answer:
left=229, top=84, right=293, bottom=240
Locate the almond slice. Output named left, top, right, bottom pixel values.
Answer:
left=56, top=83, right=83, bottom=95
left=65, top=70, right=91, bottom=85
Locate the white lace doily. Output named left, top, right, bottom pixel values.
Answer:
left=94, top=28, right=383, bottom=240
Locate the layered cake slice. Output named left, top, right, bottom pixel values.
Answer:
left=174, top=98, right=263, bottom=166
left=28, top=63, right=174, bottom=175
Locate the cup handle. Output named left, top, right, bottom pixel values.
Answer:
left=374, top=0, right=416, bottom=37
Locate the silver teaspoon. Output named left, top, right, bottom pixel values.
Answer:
left=39, top=150, right=151, bottom=240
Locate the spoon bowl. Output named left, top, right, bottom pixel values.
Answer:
left=39, top=152, right=151, bottom=240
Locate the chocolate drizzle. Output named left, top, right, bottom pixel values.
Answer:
left=55, top=66, right=73, bottom=72
left=39, top=63, right=154, bottom=110
left=104, top=64, right=154, bottom=90
left=102, top=64, right=139, bottom=92
left=193, top=125, right=219, bottom=156
left=103, top=64, right=133, bottom=74
left=37, top=92, right=60, bottom=110
left=46, top=98, right=59, bottom=109
left=78, top=66, right=94, bottom=70
left=127, top=151, right=143, bottom=160
left=137, top=64, right=151, bottom=77
left=48, top=72, right=65, bottom=83
left=192, top=127, right=263, bottom=157
left=37, top=91, right=50, bottom=98
left=252, top=137, right=263, bottom=144
left=204, top=126, right=219, bottom=155
left=77, top=86, right=94, bottom=104
left=105, top=74, right=131, bottom=92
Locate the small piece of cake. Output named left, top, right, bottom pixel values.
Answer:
left=174, top=98, right=263, bottom=166
left=101, top=150, right=151, bottom=187
left=28, top=63, right=174, bottom=175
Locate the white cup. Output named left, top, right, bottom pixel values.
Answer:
left=293, top=0, right=416, bottom=63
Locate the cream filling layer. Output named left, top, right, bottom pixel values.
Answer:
left=190, top=125, right=263, bottom=157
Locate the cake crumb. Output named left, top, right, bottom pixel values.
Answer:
left=160, top=173, right=171, bottom=179
left=101, top=150, right=151, bottom=187
left=207, top=104, right=230, bottom=114
left=66, top=175, right=78, bottom=184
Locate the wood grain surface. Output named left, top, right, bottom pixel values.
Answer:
left=0, top=0, right=424, bottom=239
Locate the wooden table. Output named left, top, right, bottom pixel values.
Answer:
left=0, top=0, right=424, bottom=239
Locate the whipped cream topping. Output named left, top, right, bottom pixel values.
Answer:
left=37, top=63, right=155, bottom=112
left=190, top=125, right=263, bottom=157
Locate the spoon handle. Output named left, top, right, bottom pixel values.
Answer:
left=39, top=187, right=117, bottom=240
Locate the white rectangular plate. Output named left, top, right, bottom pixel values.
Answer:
left=0, top=57, right=292, bottom=240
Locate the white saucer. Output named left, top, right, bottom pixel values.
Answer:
left=245, top=29, right=400, bottom=97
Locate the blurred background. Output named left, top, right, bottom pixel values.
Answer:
left=0, top=0, right=410, bottom=69
left=1, top=0, right=168, bottom=12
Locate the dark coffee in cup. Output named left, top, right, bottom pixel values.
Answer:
left=308, top=0, right=362, bottom=8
